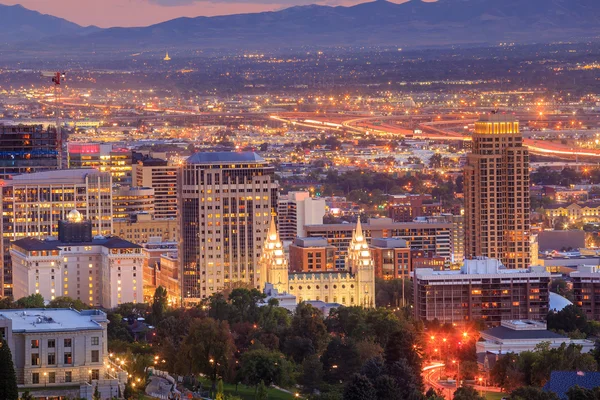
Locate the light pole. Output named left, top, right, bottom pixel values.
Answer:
left=43, top=372, right=47, bottom=387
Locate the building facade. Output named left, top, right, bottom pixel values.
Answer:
left=277, top=191, right=325, bottom=241
left=0, top=124, right=60, bottom=178
left=0, top=308, right=125, bottom=399
left=414, top=257, right=550, bottom=326
left=113, top=186, right=155, bottom=220
left=387, top=194, right=443, bottom=222
left=179, top=152, right=278, bottom=303
left=571, top=265, right=600, bottom=321
left=370, top=238, right=411, bottom=280
left=133, top=158, right=179, bottom=220
left=67, top=143, right=132, bottom=185
left=10, top=211, right=144, bottom=308
left=0, top=169, right=113, bottom=297
left=464, top=114, right=530, bottom=269
left=289, top=237, right=337, bottom=273
left=113, top=213, right=178, bottom=244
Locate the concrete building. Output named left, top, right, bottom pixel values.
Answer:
left=10, top=211, right=145, bottom=308
left=112, top=186, right=155, bottom=220
left=571, top=265, right=600, bottom=321
left=260, top=217, right=375, bottom=308
left=113, top=213, right=178, bottom=244
left=0, top=169, right=113, bottom=297
left=387, top=194, right=443, bottom=222
left=289, top=237, right=336, bottom=273
left=0, top=124, right=60, bottom=178
left=414, top=257, right=550, bottom=326
left=179, top=152, right=278, bottom=303
left=370, top=238, right=411, bottom=280
left=428, top=214, right=465, bottom=262
left=142, top=239, right=179, bottom=305
left=0, top=308, right=125, bottom=399
left=304, top=217, right=453, bottom=269
left=464, top=114, right=530, bottom=269
left=277, top=191, right=325, bottom=241
left=476, top=320, right=594, bottom=356
left=67, top=143, right=132, bottom=185
left=133, top=158, right=179, bottom=219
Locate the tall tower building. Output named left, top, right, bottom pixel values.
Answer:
left=179, top=152, right=278, bottom=303
left=464, top=113, right=530, bottom=269
left=133, top=158, right=179, bottom=220
left=277, top=192, right=325, bottom=241
left=0, top=124, right=60, bottom=178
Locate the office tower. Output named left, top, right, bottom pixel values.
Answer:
left=0, top=169, right=112, bottom=297
left=571, top=266, right=600, bottom=321
left=112, top=186, right=155, bottom=220
left=464, top=113, right=530, bottom=269
left=277, top=191, right=325, bottom=241
left=67, top=143, right=132, bottom=185
left=179, top=152, right=278, bottom=303
left=10, top=211, right=144, bottom=308
left=133, top=157, right=179, bottom=220
left=414, top=257, right=550, bottom=326
left=0, top=124, right=60, bottom=178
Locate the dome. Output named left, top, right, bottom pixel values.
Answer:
left=549, top=292, right=573, bottom=312
left=67, top=209, right=82, bottom=223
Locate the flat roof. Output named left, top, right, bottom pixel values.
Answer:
left=7, top=169, right=107, bottom=184
left=305, top=222, right=452, bottom=231
left=13, top=236, right=141, bottom=251
left=0, top=309, right=106, bottom=333
left=482, top=326, right=565, bottom=340
left=186, top=152, right=265, bottom=165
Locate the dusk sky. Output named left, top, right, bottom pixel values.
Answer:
left=0, top=0, right=408, bottom=28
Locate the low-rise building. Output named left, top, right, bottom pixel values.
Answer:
left=0, top=308, right=125, bottom=399
left=10, top=211, right=145, bottom=308
left=543, top=202, right=600, bottom=226
left=113, top=213, right=178, bottom=244
left=387, top=194, right=443, bottom=222
left=370, top=238, right=411, bottom=280
left=289, top=237, right=337, bottom=273
left=571, top=265, right=600, bottom=321
left=414, top=257, right=551, bottom=326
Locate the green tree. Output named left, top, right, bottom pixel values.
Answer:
left=0, top=339, right=18, bottom=400
left=19, top=391, right=36, bottom=400
left=300, top=354, right=323, bottom=392
left=566, top=385, right=600, bottom=400
left=151, top=286, right=168, bottom=323
left=93, top=383, right=100, bottom=400
left=47, top=296, right=89, bottom=310
left=291, top=303, right=330, bottom=354
left=343, top=374, right=376, bottom=400
left=256, top=380, right=268, bottom=400
left=510, top=386, right=559, bottom=400
left=216, top=379, right=225, bottom=400
left=453, top=386, right=485, bottom=400
left=238, top=348, right=294, bottom=388
left=14, top=294, right=45, bottom=309
left=322, top=337, right=362, bottom=384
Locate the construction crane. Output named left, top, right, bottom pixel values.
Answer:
left=41, top=71, right=66, bottom=168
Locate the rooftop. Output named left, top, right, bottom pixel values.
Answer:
left=7, top=169, right=107, bottom=184
left=186, top=151, right=265, bottom=165
left=0, top=309, right=107, bottom=333
left=13, top=236, right=141, bottom=251
left=481, top=326, right=565, bottom=341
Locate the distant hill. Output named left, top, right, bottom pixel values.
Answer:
left=0, top=4, right=97, bottom=45
left=5, top=0, right=600, bottom=51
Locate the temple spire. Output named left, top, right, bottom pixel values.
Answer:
left=355, top=217, right=363, bottom=240
left=268, top=214, right=278, bottom=241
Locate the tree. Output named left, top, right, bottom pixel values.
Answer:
left=151, top=286, right=168, bottom=323
left=301, top=354, right=323, bottom=393
left=14, top=294, right=45, bottom=309
left=47, top=296, right=89, bottom=310
left=322, top=337, right=362, bottom=384
left=216, top=379, right=225, bottom=400
left=453, top=386, right=485, bottom=400
left=123, top=381, right=133, bottom=400
left=384, top=329, right=422, bottom=388
left=566, top=385, right=600, bottom=400
left=547, top=305, right=590, bottom=335
left=343, top=374, right=376, bottom=400
left=19, top=391, right=36, bottom=400
left=291, top=303, right=329, bottom=354
left=0, top=339, right=18, bottom=400
left=238, top=348, right=294, bottom=388
left=256, top=380, right=268, bottom=400
left=373, top=374, right=402, bottom=400
left=429, top=153, right=443, bottom=169
left=510, top=386, right=559, bottom=400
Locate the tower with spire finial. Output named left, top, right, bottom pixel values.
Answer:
left=258, top=215, right=289, bottom=293
left=163, top=51, right=171, bottom=61
left=345, top=218, right=375, bottom=307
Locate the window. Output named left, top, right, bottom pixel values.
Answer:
left=91, top=337, right=99, bottom=346
left=48, top=353, right=56, bottom=365
left=64, top=338, right=72, bottom=347
left=91, top=369, right=100, bottom=380
left=32, top=373, right=39, bottom=384
left=64, top=352, right=72, bottom=364
left=48, top=339, right=55, bottom=348
left=31, top=339, right=39, bottom=349
left=31, top=353, right=40, bottom=366
left=49, top=372, right=56, bottom=384
left=91, top=350, right=99, bottom=363
left=65, top=371, right=72, bottom=383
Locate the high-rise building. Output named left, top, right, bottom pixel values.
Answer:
left=0, top=124, right=60, bottom=178
left=464, top=114, right=530, bottom=269
left=112, top=186, right=155, bottom=220
left=370, top=238, right=411, bottom=280
left=67, top=143, right=132, bottom=185
left=289, top=237, right=337, bottom=272
left=0, top=169, right=113, bottom=297
left=414, top=257, right=550, bottom=326
left=179, top=152, right=278, bottom=303
left=387, top=194, right=443, bottom=222
left=277, top=192, right=325, bottom=241
left=133, top=158, right=179, bottom=220
left=571, top=265, right=600, bottom=321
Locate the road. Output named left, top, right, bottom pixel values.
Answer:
left=422, top=363, right=503, bottom=399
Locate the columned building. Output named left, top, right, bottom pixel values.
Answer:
left=178, top=152, right=278, bottom=303
left=464, top=113, right=530, bottom=269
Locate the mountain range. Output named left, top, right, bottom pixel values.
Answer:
left=1, top=0, right=600, bottom=51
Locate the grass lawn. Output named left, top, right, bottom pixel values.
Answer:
left=198, top=378, right=297, bottom=400
left=483, top=391, right=505, bottom=400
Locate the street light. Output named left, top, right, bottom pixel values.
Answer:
left=43, top=372, right=47, bottom=387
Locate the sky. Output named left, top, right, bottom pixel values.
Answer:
left=0, top=0, right=399, bottom=28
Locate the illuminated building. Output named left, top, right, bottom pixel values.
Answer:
left=113, top=213, right=178, bottom=244
left=289, top=237, right=336, bottom=273
left=133, top=158, right=178, bottom=220
left=464, top=114, right=530, bottom=269
left=10, top=211, right=145, bottom=308
left=571, top=265, right=600, bottom=321
left=370, top=238, right=411, bottom=280
left=0, top=308, right=125, bottom=397
left=0, top=124, right=60, bottom=178
left=543, top=202, right=600, bottom=226
left=0, top=169, right=113, bottom=297
left=179, top=152, right=278, bottom=303
left=387, top=194, right=443, bottom=222
left=112, top=186, right=155, bottom=220
left=67, top=143, right=132, bottom=185
left=277, top=191, right=325, bottom=241
left=260, top=217, right=375, bottom=308
left=414, top=257, right=550, bottom=326
left=141, top=239, right=179, bottom=305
